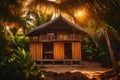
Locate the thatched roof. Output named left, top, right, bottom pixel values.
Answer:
left=25, top=16, right=88, bottom=36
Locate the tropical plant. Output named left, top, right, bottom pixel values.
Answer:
left=22, top=11, right=52, bottom=33
left=13, top=48, right=44, bottom=80
left=0, top=1, right=46, bottom=80
left=82, top=35, right=97, bottom=61
left=0, top=47, right=44, bottom=80
left=12, top=48, right=34, bottom=70
left=10, top=30, right=29, bottom=52
left=0, top=54, right=16, bottom=80
left=98, top=50, right=111, bottom=67
left=0, top=0, right=27, bottom=56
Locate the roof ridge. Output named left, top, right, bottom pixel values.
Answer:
left=25, top=16, right=88, bottom=36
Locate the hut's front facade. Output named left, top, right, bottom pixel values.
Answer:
left=26, top=16, right=87, bottom=64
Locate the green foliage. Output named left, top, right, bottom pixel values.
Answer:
left=82, top=35, right=112, bottom=66
left=95, top=28, right=120, bottom=66
left=82, top=35, right=97, bottom=61
left=22, top=11, right=52, bottom=33
left=0, top=27, right=44, bottom=80
left=6, top=27, right=29, bottom=52
left=0, top=25, right=12, bottom=55
left=0, top=48, right=44, bottom=80
left=0, top=55, right=16, bottom=80
left=12, top=48, right=34, bottom=70
left=98, top=50, right=112, bottom=67
left=23, top=67, right=45, bottom=80
left=11, top=33, right=29, bottom=52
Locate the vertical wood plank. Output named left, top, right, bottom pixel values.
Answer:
left=37, top=43, right=42, bottom=60
left=72, top=42, right=81, bottom=60
left=54, top=42, right=64, bottom=60
left=33, top=43, right=35, bottom=60
left=31, top=43, right=35, bottom=60
left=54, top=42, right=57, bottom=60
left=30, top=42, right=43, bottom=61
left=61, top=43, right=64, bottom=59
left=30, top=43, right=34, bottom=60
left=72, top=42, right=74, bottom=59
left=39, top=43, right=43, bottom=60
left=35, top=43, right=38, bottom=60
left=34, top=43, right=42, bottom=60
left=72, top=42, right=75, bottom=60
left=79, top=42, right=81, bottom=60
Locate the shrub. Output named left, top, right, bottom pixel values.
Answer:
left=82, top=35, right=97, bottom=61
left=98, top=50, right=112, bottom=67
left=0, top=48, right=44, bottom=80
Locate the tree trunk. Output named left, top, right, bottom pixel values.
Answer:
left=103, top=28, right=119, bottom=78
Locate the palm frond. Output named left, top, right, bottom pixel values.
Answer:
left=13, top=47, right=34, bottom=70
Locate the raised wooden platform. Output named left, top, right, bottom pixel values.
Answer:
left=35, top=59, right=81, bottom=65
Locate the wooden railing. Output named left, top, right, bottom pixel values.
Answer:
left=30, top=34, right=82, bottom=42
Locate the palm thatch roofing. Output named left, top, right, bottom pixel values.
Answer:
left=25, top=16, right=88, bottom=36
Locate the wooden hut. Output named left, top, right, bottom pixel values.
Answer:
left=26, top=16, right=87, bottom=64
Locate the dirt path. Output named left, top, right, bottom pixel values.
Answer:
left=39, top=61, right=111, bottom=79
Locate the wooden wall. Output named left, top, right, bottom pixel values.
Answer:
left=72, top=42, right=81, bottom=60
left=54, top=42, right=64, bottom=60
left=30, top=42, right=42, bottom=60
left=30, top=42, right=81, bottom=61
left=30, top=43, right=35, bottom=60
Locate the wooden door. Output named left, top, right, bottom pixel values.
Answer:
left=72, top=42, right=81, bottom=60
left=30, top=42, right=42, bottom=60
left=54, top=42, right=64, bottom=60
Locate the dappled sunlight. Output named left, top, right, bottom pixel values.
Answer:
left=40, top=62, right=111, bottom=79
left=17, top=28, right=24, bottom=34
left=71, top=70, right=108, bottom=79
left=47, top=0, right=67, bottom=3
left=74, top=8, right=87, bottom=22
left=47, top=0, right=57, bottom=2
left=75, top=9, right=86, bottom=18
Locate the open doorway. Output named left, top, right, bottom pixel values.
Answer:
left=64, top=43, right=72, bottom=59
left=43, top=42, right=53, bottom=59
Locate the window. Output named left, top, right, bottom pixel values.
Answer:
left=43, top=42, right=53, bottom=59
left=64, top=43, right=72, bottom=59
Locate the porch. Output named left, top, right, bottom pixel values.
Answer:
left=35, top=59, right=81, bottom=65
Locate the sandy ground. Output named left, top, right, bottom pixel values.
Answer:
left=38, top=61, right=111, bottom=79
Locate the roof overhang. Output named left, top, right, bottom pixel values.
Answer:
left=25, top=16, right=88, bottom=36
